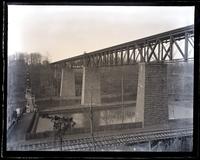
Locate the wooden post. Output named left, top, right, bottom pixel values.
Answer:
left=90, top=87, right=95, bottom=150
left=121, top=69, right=124, bottom=124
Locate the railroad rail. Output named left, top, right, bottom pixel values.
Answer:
left=7, top=127, right=193, bottom=151
left=51, top=25, right=194, bottom=68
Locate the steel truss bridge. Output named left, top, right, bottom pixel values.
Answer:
left=8, top=127, right=192, bottom=151
left=51, top=25, right=194, bottom=68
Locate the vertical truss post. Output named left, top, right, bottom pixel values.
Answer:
left=143, top=45, right=145, bottom=62
left=146, top=44, right=149, bottom=62
left=99, top=54, right=102, bottom=66
left=91, top=55, right=93, bottom=67
left=99, top=55, right=101, bottom=67
left=102, top=53, right=104, bottom=66
left=160, top=40, right=164, bottom=61
left=127, top=47, right=130, bottom=65
left=104, top=52, right=106, bottom=66
left=185, top=32, right=188, bottom=61
left=133, top=48, right=136, bottom=63
left=111, top=52, right=114, bottom=65
left=170, top=35, right=173, bottom=60
left=95, top=55, right=98, bottom=67
left=106, top=52, right=109, bottom=66
left=109, top=52, right=112, bottom=65
left=121, top=49, right=123, bottom=65
left=95, top=55, right=97, bottom=67
left=104, top=53, right=106, bottom=66
left=158, top=42, right=160, bottom=61
left=109, top=52, right=111, bottom=65
left=115, top=50, right=118, bottom=65
left=92, top=55, right=94, bottom=67
left=140, top=47, right=144, bottom=62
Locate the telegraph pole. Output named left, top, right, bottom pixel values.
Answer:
left=121, top=70, right=124, bottom=124
left=90, top=87, right=95, bottom=151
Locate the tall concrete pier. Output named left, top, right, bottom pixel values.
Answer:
left=136, top=63, right=168, bottom=127
left=60, top=68, right=75, bottom=97
left=81, top=67, right=101, bottom=105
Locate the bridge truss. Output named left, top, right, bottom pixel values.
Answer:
left=51, top=25, right=194, bottom=69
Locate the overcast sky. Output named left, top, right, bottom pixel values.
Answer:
left=8, top=6, right=194, bottom=62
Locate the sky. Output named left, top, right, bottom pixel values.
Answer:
left=8, top=6, right=194, bottom=62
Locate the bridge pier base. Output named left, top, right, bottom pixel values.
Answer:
left=81, top=67, right=101, bottom=105
left=60, top=68, right=76, bottom=97
left=136, top=63, right=168, bottom=127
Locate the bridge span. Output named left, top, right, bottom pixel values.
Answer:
left=51, top=25, right=194, bottom=68
left=47, top=25, right=194, bottom=129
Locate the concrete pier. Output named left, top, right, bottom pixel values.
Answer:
left=81, top=67, right=101, bottom=105
left=60, top=68, right=75, bottom=97
left=136, top=63, right=168, bottom=127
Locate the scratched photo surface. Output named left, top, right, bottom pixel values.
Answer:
left=7, top=6, right=194, bottom=151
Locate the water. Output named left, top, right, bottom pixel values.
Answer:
left=36, top=101, right=193, bottom=133
left=36, top=106, right=135, bottom=133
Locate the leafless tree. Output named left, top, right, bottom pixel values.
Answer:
left=42, top=114, right=76, bottom=151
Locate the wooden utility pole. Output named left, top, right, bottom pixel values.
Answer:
left=90, top=87, right=95, bottom=151
left=121, top=71, right=124, bottom=124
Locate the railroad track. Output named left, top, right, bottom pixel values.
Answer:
left=7, top=127, right=193, bottom=151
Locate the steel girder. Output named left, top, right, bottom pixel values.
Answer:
left=51, top=25, right=194, bottom=69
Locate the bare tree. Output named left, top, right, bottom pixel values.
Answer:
left=42, top=114, right=76, bottom=151
left=30, top=53, right=42, bottom=65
